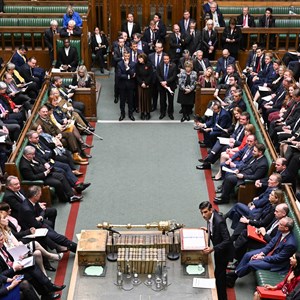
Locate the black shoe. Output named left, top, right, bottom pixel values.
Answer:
left=226, top=272, right=238, bottom=287
left=159, top=114, right=166, bottom=120
left=82, top=153, right=92, bottom=159
left=186, top=115, right=190, bottom=121
left=213, top=197, right=229, bottom=205
left=181, top=117, right=185, bottom=122
left=196, top=163, right=211, bottom=170
left=146, top=113, right=151, bottom=120
left=45, top=265, right=56, bottom=272
left=169, top=114, right=174, bottom=120
left=69, top=195, right=83, bottom=203
left=200, top=143, right=208, bottom=148
left=141, top=113, right=145, bottom=120
left=75, top=183, right=91, bottom=193
left=151, top=106, right=157, bottom=112
left=198, top=140, right=205, bottom=145
left=198, top=157, right=207, bottom=163
left=119, top=114, right=125, bottom=121
left=51, top=284, right=66, bottom=292
left=129, top=115, right=135, bottom=121
left=81, top=143, right=94, bottom=149
left=68, top=242, right=77, bottom=253
left=114, top=97, right=119, bottom=103
left=43, top=293, right=61, bottom=300
left=100, top=68, right=104, bottom=73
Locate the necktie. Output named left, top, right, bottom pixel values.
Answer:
left=243, top=15, right=246, bottom=26
left=267, top=234, right=282, bottom=256
left=266, top=18, right=269, bottom=28
left=207, top=221, right=211, bottom=247
left=256, top=59, right=261, bottom=72
left=16, top=191, right=25, bottom=201
left=13, top=70, right=24, bottom=83
left=156, top=54, right=160, bottom=67
left=164, top=64, right=169, bottom=80
left=185, top=20, right=188, bottom=31
left=224, top=58, right=227, bottom=69
left=133, top=53, right=136, bottom=62
left=1, top=248, right=13, bottom=268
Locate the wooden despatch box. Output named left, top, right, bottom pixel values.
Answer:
left=180, top=228, right=208, bottom=265
left=77, top=230, right=107, bottom=266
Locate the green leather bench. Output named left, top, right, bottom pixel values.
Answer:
left=4, top=5, right=88, bottom=14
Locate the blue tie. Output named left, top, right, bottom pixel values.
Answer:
left=164, top=64, right=169, bottom=80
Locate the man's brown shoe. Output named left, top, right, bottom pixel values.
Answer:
left=73, top=153, right=89, bottom=165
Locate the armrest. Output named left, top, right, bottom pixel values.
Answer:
left=21, top=180, right=45, bottom=186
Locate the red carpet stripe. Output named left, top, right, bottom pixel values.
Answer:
left=197, top=131, right=237, bottom=300
left=54, top=123, right=95, bottom=296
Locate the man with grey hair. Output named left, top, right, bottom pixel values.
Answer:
left=19, top=146, right=83, bottom=203
left=60, top=19, right=82, bottom=38
left=227, top=216, right=297, bottom=287
left=44, top=20, right=60, bottom=63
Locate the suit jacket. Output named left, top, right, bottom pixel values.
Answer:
left=3, top=188, right=26, bottom=219
left=203, top=2, right=220, bottom=14
left=142, top=28, right=161, bottom=52
left=210, top=211, right=232, bottom=256
left=193, top=58, right=211, bottom=74
left=59, top=26, right=82, bottom=38
left=116, top=60, right=136, bottom=89
left=231, top=145, right=254, bottom=168
left=202, top=29, right=218, bottom=53
left=204, top=11, right=225, bottom=27
left=91, top=33, right=108, bottom=54
left=216, top=56, right=236, bottom=75
left=259, top=16, right=276, bottom=28
left=44, top=28, right=60, bottom=51
left=156, top=62, right=178, bottom=90
left=184, top=30, right=202, bottom=55
left=178, top=18, right=191, bottom=35
left=121, top=22, right=141, bottom=39
left=257, top=63, right=276, bottom=84
left=221, top=26, right=242, bottom=55
left=19, top=156, right=48, bottom=182
left=237, top=14, right=256, bottom=27
left=239, top=155, right=269, bottom=181
left=260, top=231, right=297, bottom=271
left=56, top=46, right=79, bottom=69
left=155, top=20, right=167, bottom=42
left=205, top=108, right=232, bottom=134
left=18, top=198, right=45, bottom=230
left=19, top=64, right=37, bottom=84
left=11, top=52, right=26, bottom=70
left=112, top=46, right=130, bottom=67
left=168, top=32, right=185, bottom=59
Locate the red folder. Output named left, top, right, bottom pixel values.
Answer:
left=256, top=286, right=286, bottom=300
left=247, top=225, right=267, bottom=244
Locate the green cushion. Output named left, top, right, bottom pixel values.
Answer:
left=0, top=18, right=19, bottom=26
left=4, top=5, right=87, bottom=14
left=4, top=6, right=33, bottom=13
left=255, top=270, right=285, bottom=286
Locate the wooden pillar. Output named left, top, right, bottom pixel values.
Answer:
left=90, top=0, right=96, bottom=31
left=82, top=15, right=92, bottom=70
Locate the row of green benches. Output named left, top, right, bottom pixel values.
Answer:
left=3, top=5, right=88, bottom=14
left=220, top=6, right=300, bottom=15
left=240, top=65, right=300, bottom=290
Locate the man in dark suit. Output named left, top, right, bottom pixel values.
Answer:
left=200, top=201, right=232, bottom=300
left=4, top=176, right=57, bottom=227
left=113, top=36, right=130, bottom=103
left=237, top=7, right=256, bottom=28
left=258, top=7, right=276, bottom=48
left=193, top=50, right=211, bottom=75
left=178, top=10, right=191, bottom=35
left=214, top=143, right=269, bottom=204
left=19, top=146, right=83, bottom=203
left=227, top=217, right=297, bottom=287
left=168, top=24, right=185, bottom=65
left=55, top=38, right=78, bottom=72
left=204, top=1, right=225, bottom=27
left=224, top=173, right=282, bottom=229
left=19, top=57, right=44, bottom=89
left=44, top=20, right=60, bottom=63
left=132, top=33, right=149, bottom=54
left=196, top=101, right=232, bottom=148
left=148, top=42, right=166, bottom=112
left=121, top=13, right=141, bottom=41
left=59, top=20, right=82, bottom=38
left=153, top=12, right=167, bottom=43
left=11, top=45, right=27, bottom=71
left=142, top=21, right=161, bottom=54
left=156, top=54, right=177, bottom=120
left=184, top=20, right=202, bottom=56
left=117, top=51, right=136, bottom=121
left=0, top=231, right=65, bottom=299
left=215, top=49, right=236, bottom=80
left=18, top=185, right=78, bottom=253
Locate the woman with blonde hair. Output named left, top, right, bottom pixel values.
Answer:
left=0, top=210, right=63, bottom=277
left=177, top=61, right=198, bottom=122
left=198, top=66, right=217, bottom=88
left=71, top=65, right=93, bottom=88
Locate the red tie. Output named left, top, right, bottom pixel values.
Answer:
left=243, top=16, right=246, bottom=26
left=267, top=234, right=282, bottom=256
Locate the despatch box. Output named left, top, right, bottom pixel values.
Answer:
left=77, top=230, right=107, bottom=266
left=180, top=228, right=208, bottom=265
